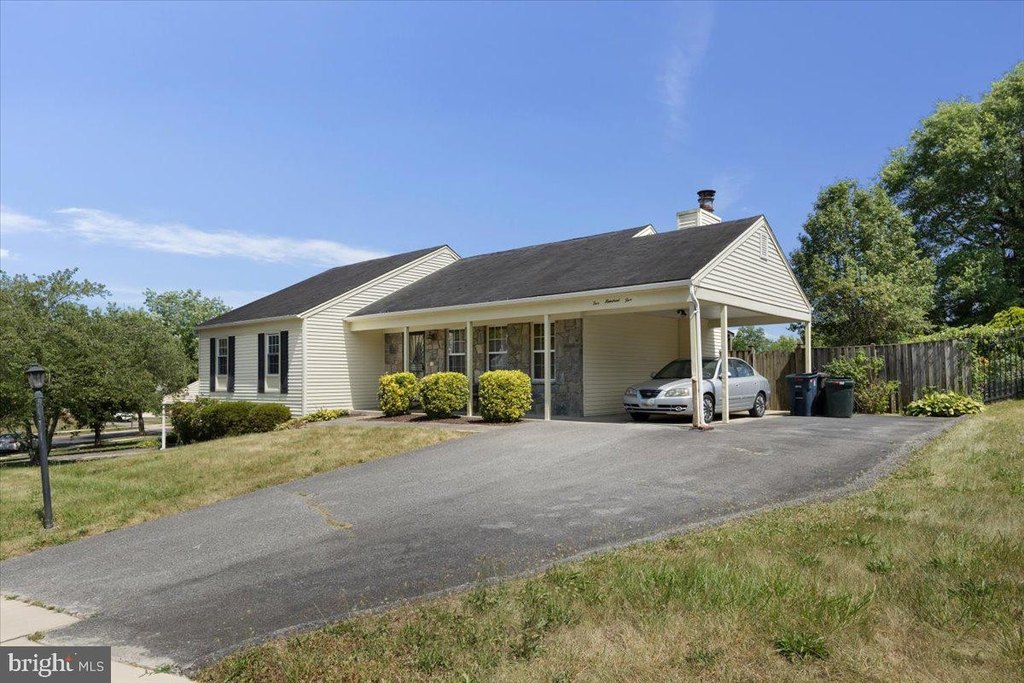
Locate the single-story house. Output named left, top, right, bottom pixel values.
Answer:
left=197, top=190, right=812, bottom=426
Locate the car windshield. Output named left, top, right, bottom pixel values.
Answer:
left=653, top=359, right=718, bottom=380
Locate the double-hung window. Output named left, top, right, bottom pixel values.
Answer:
left=217, top=338, right=229, bottom=376
left=216, top=338, right=229, bottom=390
left=531, top=323, right=555, bottom=380
left=266, top=333, right=281, bottom=390
left=486, top=326, right=508, bottom=370
left=447, top=329, right=467, bottom=374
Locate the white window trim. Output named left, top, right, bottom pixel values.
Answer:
left=215, top=337, right=229, bottom=392
left=486, top=326, right=508, bottom=371
left=216, top=338, right=229, bottom=376
left=446, top=329, right=466, bottom=373
left=531, top=323, right=556, bottom=382
left=266, top=333, right=281, bottom=377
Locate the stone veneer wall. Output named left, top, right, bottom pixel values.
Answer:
left=382, top=319, right=584, bottom=417
left=384, top=333, right=404, bottom=374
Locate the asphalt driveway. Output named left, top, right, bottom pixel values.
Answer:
left=0, top=414, right=953, bottom=670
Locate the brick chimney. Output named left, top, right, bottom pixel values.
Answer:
left=676, top=189, right=721, bottom=229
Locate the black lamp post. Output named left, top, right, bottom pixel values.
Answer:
left=26, top=363, right=53, bottom=529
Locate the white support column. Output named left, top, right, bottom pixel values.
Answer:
left=403, top=326, right=410, bottom=373
left=688, top=288, right=704, bottom=428
left=543, top=314, right=552, bottom=421
left=694, top=308, right=704, bottom=427
left=466, top=321, right=473, bottom=418
left=720, top=305, right=729, bottom=424
left=160, top=404, right=167, bottom=450
left=804, top=321, right=813, bottom=373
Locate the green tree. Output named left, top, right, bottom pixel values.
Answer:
left=769, top=335, right=800, bottom=353
left=731, top=326, right=771, bottom=353
left=144, top=288, right=230, bottom=377
left=881, top=63, right=1024, bottom=325
left=791, top=180, right=936, bottom=346
left=0, top=269, right=109, bottom=459
left=106, top=307, right=191, bottom=435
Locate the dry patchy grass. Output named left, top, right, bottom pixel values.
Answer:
left=202, top=400, right=1024, bottom=682
left=0, top=425, right=465, bottom=560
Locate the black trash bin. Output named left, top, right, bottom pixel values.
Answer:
left=823, top=377, right=855, bottom=418
left=786, top=373, right=822, bottom=416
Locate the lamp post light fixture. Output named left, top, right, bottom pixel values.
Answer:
left=25, top=363, right=54, bottom=529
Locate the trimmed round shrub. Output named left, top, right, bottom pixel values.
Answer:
left=905, top=390, right=983, bottom=417
left=419, top=372, right=469, bottom=419
left=479, top=370, right=533, bottom=422
left=378, top=372, right=419, bottom=416
left=246, top=403, right=294, bottom=433
left=170, top=399, right=291, bottom=444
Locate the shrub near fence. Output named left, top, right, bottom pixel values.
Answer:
left=735, top=330, right=1023, bottom=414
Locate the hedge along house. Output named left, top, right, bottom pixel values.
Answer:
left=197, top=190, right=812, bottom=427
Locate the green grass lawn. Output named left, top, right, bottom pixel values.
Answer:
left=202, top=401, right=1024, bottom=682
left=0, top=425, right=466, bottom=560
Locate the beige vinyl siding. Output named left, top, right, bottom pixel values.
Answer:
left=303, top=248, right=459, bottom=412
left=583, top=313, right=680, bottom=416
left=676, top=319, right=721, bottom=358
left=197, top=320, right=304, bottom=415
left=698, top=222, right=808, bottom=313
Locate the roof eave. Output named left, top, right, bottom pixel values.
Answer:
left=347, top=278, right=695, bottom=322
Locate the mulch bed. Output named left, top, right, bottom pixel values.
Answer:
left=371, top=414, right=519, bottom=426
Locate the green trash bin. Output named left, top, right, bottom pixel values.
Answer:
left=824, top=377, right=855, bottom=418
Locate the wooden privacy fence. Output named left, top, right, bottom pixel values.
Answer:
left=734, top=333, right=1023, bottom=413
left=732, top=349, right=799, bottom=411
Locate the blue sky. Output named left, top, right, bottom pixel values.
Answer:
left=2, top=1, right=1022, bottom=327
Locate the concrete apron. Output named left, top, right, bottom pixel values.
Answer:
left=0, top=597, right=192, bottom=682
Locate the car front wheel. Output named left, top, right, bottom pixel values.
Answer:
left=749, top=392, right=767, bottom=418
left=703, top=394, right=715, bottom=423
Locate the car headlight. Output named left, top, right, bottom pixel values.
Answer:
left=663, top=386, right=691, bottom=397
left=625, top=387, right=638, bottom=397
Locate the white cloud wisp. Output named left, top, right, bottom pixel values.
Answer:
left=659, top=2, right=715, bottom=140
left=1, top=206, right=388, bottom=267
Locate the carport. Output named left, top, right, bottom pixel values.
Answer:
left=347, top=200, right=813, bottom=426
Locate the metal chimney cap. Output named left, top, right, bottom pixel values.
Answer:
left=697, top=189, right=716, bottom=211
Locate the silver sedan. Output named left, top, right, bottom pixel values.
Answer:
left=623, top=356, right=771, bottom=422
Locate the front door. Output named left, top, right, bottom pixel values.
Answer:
left=409, top=332, right=426, bottom=378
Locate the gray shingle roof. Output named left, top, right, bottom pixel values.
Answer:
left=352, top=216, right=761, bottom=317
left=198, top=246, right=446, bottom=327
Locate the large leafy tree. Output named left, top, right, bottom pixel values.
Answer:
left=105, top=307, right=191, bottom=435
left=0, top=269, right=109, bottom=458
left=791, top=180, right=936, bottom=346
left=881, top=63, right=1024, bottom=325
left=144, top=288, right=230, bottom=377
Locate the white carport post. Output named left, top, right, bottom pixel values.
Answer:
left=160, top=403, right=167, bottom=450
left=466, top=321, right=473, bottom=417
left=688, top=287, right=705, bottom=428
left=720, top=305, right=729, bottom=424
left=543, top=313, right=552, bottom=421
left=403, top=326, right=410, bottom=373
left=804, top=321, right=813, bottom=372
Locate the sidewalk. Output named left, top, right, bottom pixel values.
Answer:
left=0, top=597, right=191, bottom=682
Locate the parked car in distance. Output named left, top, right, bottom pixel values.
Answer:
left=113, top=412, right=135, bottom=422
left=0, top=433, right=25, bottom=453
left=623, top=356, right=771, bottom=422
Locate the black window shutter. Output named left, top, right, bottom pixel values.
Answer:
left=209, top=337, right=216, bottom=392
left=227, top=336, right=236, bottom=393
left=257, top=333, right=266, bottom=393
left=280, top=330, right=289, bottom=394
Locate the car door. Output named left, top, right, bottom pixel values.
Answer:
left=729, top=358, right=757, bottom=409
